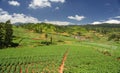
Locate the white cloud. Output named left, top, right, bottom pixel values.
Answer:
left=114, top=16, right=120, bottom=18
left=55, top=7, right=59, bottom=10
left=0, top=8, right=40, bottom=23
left=0, top=8, right=71, bottom=25
left=104, top=19, right=120, bottom=24
left=92, top=21, right=102, bottom=25
left=0, top=8, right=8, bottom=15
left=29, top=0, right=51, bottom=9
left=11, top=13, right=40, bottom=23
left=50, top=0, right=65, bottom=3
left=44, top=20, right=71, bottom=25
left=91, top=19, right=120, bottom=25
left=8, top=1, right=20, bottom=6
left=29, top=0, right=65, bottom=9
left=68, top=15, right=85, bottom=21
left=0, top=8, right=12, bottom=22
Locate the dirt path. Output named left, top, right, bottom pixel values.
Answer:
left=59, top=49, right=69, bottom=73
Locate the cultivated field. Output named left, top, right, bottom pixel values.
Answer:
left=0, top=24, right=120, bottom=73
left=0, top=42, right=120, bottom=73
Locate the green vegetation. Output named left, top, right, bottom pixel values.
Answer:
left=0, top=20, right=16, bottom=48
left=0, top=46, right=67, bottom=73
left=65, top=44, right=120, bottom=73
left=0, top=22, right=120, bottom=73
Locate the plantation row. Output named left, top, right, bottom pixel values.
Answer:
left=0, top=56, right=60, bottom=73
left=0, top=46, right=68, bottom=73
left=0, top=42, right=120, bottom=73
left=64, top=45, right=120, bottom=73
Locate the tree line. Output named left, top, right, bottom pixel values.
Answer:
left=81, top=24, right=120, bottom=42
left=82, top=24, right=120, bottom=34
left=19, top=23, right=87, bottom=36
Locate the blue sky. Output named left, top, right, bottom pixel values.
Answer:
left=0, top=0, right=120, bottom=25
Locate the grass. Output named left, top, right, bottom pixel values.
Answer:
left=64, top=44, right=120, bottom=73
left=0, top=26, right=120, bottom=73
left=0, top=43, right=120, bottom=73
left=0, top=45, right=68, bottom=73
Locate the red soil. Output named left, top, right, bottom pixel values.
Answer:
left=20, top=66, right=22, bottom=73
left=59, top=49, right=69, bottom=73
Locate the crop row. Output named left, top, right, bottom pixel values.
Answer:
left=0, top=45, right=69, bottom=73
left=64, top=44, right=120, bottom=73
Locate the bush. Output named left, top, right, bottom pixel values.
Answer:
left=41, top=41, right=52, bottom=45
left=10, top=42, right=19, bottom=47
left=108, top=33, right=120, bottom=41
left=57, top=40, right=64, bottom=42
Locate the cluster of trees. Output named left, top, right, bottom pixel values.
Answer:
left=108, top=33, right=120, bottom=42
left=1, top=21, right=119, bottom=48
left=19, top=23, right=56, bottom=34
left=19, top=23, right=87, bottom=36
left=0, top=20, right=14, bottom=49
left=19, top=23, right=120, bottom=37
left=83, top=24, right=120, bottom=34
left=18, top=23, right=120, bottom=42
left=82, top=24, right=120, bottom=42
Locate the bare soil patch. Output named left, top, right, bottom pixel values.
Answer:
left=59, top=49, right=69, bottom=73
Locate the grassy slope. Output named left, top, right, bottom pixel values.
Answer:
left=0, top=26, right=120, bottom=73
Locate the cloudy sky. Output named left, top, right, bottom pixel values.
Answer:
left=0, top=0, right=120, bottom=25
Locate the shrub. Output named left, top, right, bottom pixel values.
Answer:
left=41, top=41, right=52, bottom=45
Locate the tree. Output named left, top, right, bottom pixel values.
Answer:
left=4, top=20, right=13, bottom=47
left=50, top=36, right=53, bottom=44
left=0, top=23, right=4, bottom=48
left=45, top=33, right=48, bottom=40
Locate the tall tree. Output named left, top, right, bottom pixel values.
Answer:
left=0, top=23, right=4, bottom=48
left=4, top=20, right=13, bottom=47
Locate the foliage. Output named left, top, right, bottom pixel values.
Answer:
left=41, top=41, right=52, bottom=45
left=0, top=22, right=120, bottom=72
left=108, top=33, right=120, bottom=41
left=83, top=24, right=120, bottom=34
left=0, top=43, right=120, bottom=73
left=4, top=20, right=13, bottom=47
left=19, top=23, right=87, bottom=36
left=0, top=20, right=17, bottom=49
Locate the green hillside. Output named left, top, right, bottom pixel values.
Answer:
left=0, top=22, right=120, bottom=73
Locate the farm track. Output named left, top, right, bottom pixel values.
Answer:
left=59, top=49, right=69, bottom=73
